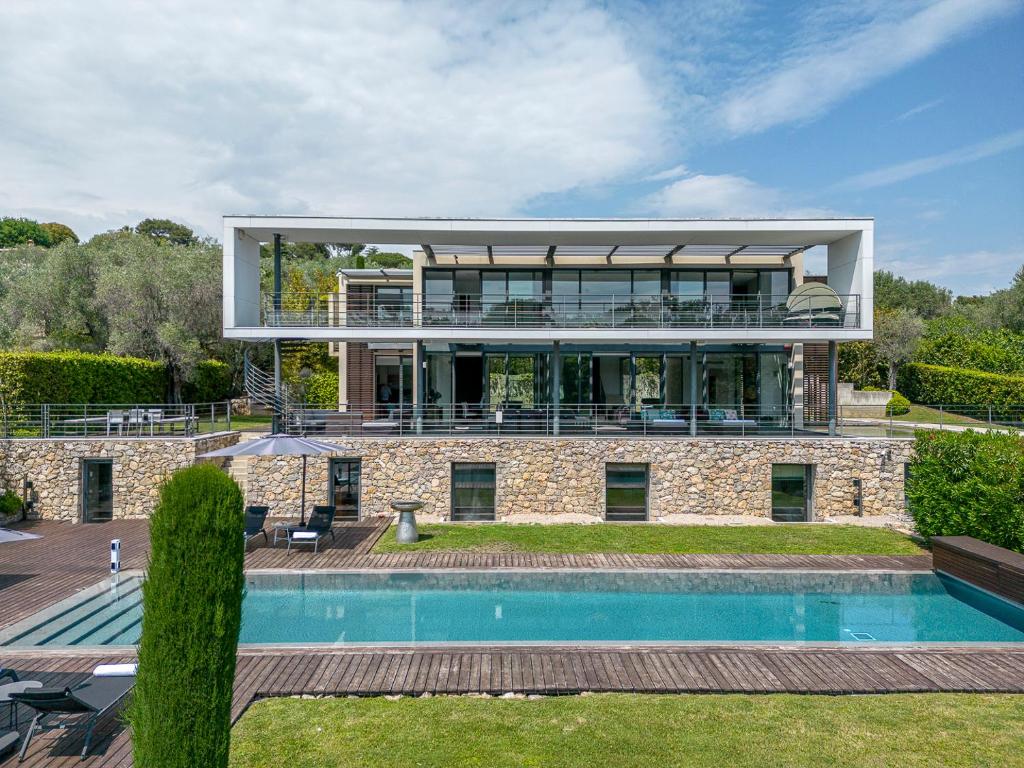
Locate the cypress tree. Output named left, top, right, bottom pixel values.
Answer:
left=129, top=464, right=245, bottom=768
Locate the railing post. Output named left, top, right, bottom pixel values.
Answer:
left=227, top=400, right=232, bottom=431
left=210, top=403, right=215, bottom=433
left=42, top=403, right=49, bottom=438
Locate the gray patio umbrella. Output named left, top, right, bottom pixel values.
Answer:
left=200, top=434, right=339, bottom=525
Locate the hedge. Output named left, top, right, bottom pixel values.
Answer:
left=303, top=371, right=339, bottom=408
left=0, top=351, right=165, bottom=404
left=129, top=465, right=244, bottom=768
left=181, top=360, right=234, bottom=402
left=898, top=363, right=1024, bottom=413
left=906, top=430, right=1024, bottom=552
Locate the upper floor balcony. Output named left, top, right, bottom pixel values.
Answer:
left=261, top=290, right=861, bottom=332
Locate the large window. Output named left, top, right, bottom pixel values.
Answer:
left=82, top=459, right=113, bottom=523
left=451, top=463, right=496, bottom=521
left=771, top=464, right=814, bottom=522
left=330, top=458, right=361, bottom=521
left=606, top=463, right=648, bottom=521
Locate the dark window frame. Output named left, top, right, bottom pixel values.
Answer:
left=328, top=457, right=361, bottom=521
left=771, top=463, right=815, bottom=522
left=605, top=462, right=649, bottom=522
left=451, top=462, right=497, bottom=521
left=81, top=458, right=114, bottom=523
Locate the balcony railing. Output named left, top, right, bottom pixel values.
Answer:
left=260, top=293, right=861, bottom=330
left=0, top=402, right=235, bottom=438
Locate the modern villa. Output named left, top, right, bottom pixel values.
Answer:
left=223, top=217, right=908, bottom=525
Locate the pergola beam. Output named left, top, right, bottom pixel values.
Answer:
left=606, top=245, right=619, bottom=264
left=487, top=245, right=494, bottom=264
left=724, top=245, right=747, bottom=264
left=546, top=246, right=556, bottom=266
left=664, top=244, right=684, bottom=264
left=422, top=244, right=437, bottom=265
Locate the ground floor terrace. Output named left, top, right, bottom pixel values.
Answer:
left=1, top=519, right=1023, bottom=766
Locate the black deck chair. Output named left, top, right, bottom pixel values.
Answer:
left=0, top=730, right=18, bottom=758
left=286, top=505, right=336, bottom=552
left=11, top=674, right=135, bottom=761
left=244, top=505, right=270, bottom=546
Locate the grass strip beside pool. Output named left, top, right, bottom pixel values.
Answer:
left=373, top=523, right=923, bottom=555
left=230, top=693, right=1022, bottom=768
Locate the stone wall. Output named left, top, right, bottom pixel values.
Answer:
left=244, top=437, right=914, bottom=523
left=0, top=432, right=240, bottom=522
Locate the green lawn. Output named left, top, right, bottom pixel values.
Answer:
left=200, top=413, right=273, bottom=433
left=230, top=693, right=1024, bottom=768
left=373, top=523, right=924, bottom=555
left=896, top=405, right=986, bottom=426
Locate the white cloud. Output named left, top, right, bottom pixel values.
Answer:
left=879, top=248, right=1024, bottom=295
left=642, top=171, right=831, bottom=219
left=839, top=128, right=1024, bottom=189
left=0, top=0, right=666, bottom=239
left=643, top=165, right=689, bottom=183
left=894, top=97, right=945, bottom=122
left=719, top=0, right=1017, bottom=136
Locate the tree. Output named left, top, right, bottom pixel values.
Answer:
left=135, top=218, right=197, bottom=245
left=40, top=222, right=79, bottom=245
left=959, top=265, right=1024, bottom=332
left=874, top=270, right=952, bottom=319
left=94, top=232, right=224, bottom=400
left=0, top=217, right=51, bottom=248
left=362, top=246, right=412, bottom=269
left=874, top=308, right=925, bottom=389
left=129, top=464, right=244, bottom=768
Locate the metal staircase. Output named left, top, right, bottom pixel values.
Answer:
left=242, top=348, right=294, bottom=428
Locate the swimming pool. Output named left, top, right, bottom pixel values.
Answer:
left=2, top=569, right=1022, bottom=648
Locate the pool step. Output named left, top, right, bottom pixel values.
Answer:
left=3, top=578, right=143, bottom=647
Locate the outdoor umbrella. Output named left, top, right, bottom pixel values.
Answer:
left=200, top=434, right=339, bottom=525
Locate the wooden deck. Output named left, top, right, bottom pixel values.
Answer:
left=3, top=518, right=1021, bottom=767
left=3, top=646, right=1024, bottom=767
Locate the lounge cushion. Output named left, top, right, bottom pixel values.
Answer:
left=0, top=730, right=19, bottom=756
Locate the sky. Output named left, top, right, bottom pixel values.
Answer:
left=1, top=0, right=1022, bottom=296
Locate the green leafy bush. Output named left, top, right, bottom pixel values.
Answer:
left=886, top=391, right=911, bottom=416
left=181, top=360, right=234, bottom=402
left=916, top=317, right=1024, bottom=376
left=0, top=350, right=165, bottom=404
left=0, top=217, right=52, bottom=248
left=0, top=490, right=21, bottom=518
left=906, top=430, right=1024, bottom=552
left=304, top=371, right=339, bottom=407
left=129, top=464, right=244, bottom=768
left=898, top=363, right=1024, bottom=414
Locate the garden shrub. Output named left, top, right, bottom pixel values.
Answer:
left=916, top=318, right=1024, bottom=376
left=898, top=363, right=1024, bottom=415
left=181, top=360, right=234, bottom=402
left=0, top=490, right=21, bottom=518
left=886, top=391, right=911, bottom=416
left=304, top=371, right=339, bottom=407
left=906, top=430, right=1024, bottom=552
left=129, top=464, right=244, bottom=768
left=0, top=351, right=165, bottom=404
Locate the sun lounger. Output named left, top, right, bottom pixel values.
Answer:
left=244, top=505, right=269, bottom=546
left=10, top=664, right=135, bottom=760
left=286, top=505, right=336, bottom=553
left=0, top=669, right=42, bottom=729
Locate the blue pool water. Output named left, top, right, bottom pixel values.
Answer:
left=2, top=570, right=1023, bottom=647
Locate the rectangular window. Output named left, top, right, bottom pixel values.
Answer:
left=771, top=464, right=814, bottom=522
left=451, top=463, right=496, bottom=521
left=82, top=459, right=113, bottom=523
left=330, top=458, right=361, bottom=521
left=606, top=463, right=648, bottom=521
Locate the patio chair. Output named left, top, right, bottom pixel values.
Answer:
left=0, top=669, right=42, bottom=729
left=105, top=410, right=124, bottom=436
left=10, top=666, right=135, bottom=761
left=286, top=505, right=336, bottom=553
left=244, top=505, right=269, bottom=546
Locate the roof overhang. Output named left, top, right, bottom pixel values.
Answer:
left=225, top=216, right=872, bottom=249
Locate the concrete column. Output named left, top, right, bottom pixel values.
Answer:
left=273, top=338, right=283, bottom=434
left=272, top=233, right=282, bottom=322
left=828, top=340, right=838, bottom=436
left=551, top=341, right=561, bottom=436
left=689, top=341, right=698, bottom=436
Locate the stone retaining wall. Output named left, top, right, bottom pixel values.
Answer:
left=243, top=437, right=914, bottom=523
left=0, top=432, right=240, bottom=521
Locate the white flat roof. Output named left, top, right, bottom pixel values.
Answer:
left=225, top=215, right=872, bottom=247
